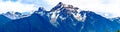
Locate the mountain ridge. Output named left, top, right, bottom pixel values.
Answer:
left=0, top=2, right=120, bottom=32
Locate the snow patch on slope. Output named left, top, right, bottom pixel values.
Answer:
left=49, top=2, right=87, bottom=27
left=2, top=11, right=32, bottom=20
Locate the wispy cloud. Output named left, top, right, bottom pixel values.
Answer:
left=43, top=0, right=120, bottom=18
left=0, top=0, right=38, bottom=13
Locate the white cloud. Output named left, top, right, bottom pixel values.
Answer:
left=0, top=0, right=38, bottom=13
left=43, top=0, right=120, bottom=18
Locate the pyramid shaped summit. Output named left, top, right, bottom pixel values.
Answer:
left=51, top=2, right=79, bottom=11
left=50, top=2, right=63, bottom=11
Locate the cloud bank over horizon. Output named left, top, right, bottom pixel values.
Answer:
left=0, top=0, right=120, bottom=18
left=0, top=0, right=40, bottom=13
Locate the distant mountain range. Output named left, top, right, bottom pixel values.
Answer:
left=0, top=2, right=120, bottom=32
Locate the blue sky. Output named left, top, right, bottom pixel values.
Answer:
left=0, top=0, right=120, bottom=18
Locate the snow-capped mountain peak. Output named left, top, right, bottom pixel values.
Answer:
left=50, top=2, right=86, bottom=22
left=2, top=11, right=31, bottom=20
left=48, top=2, right=87, bottom=27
